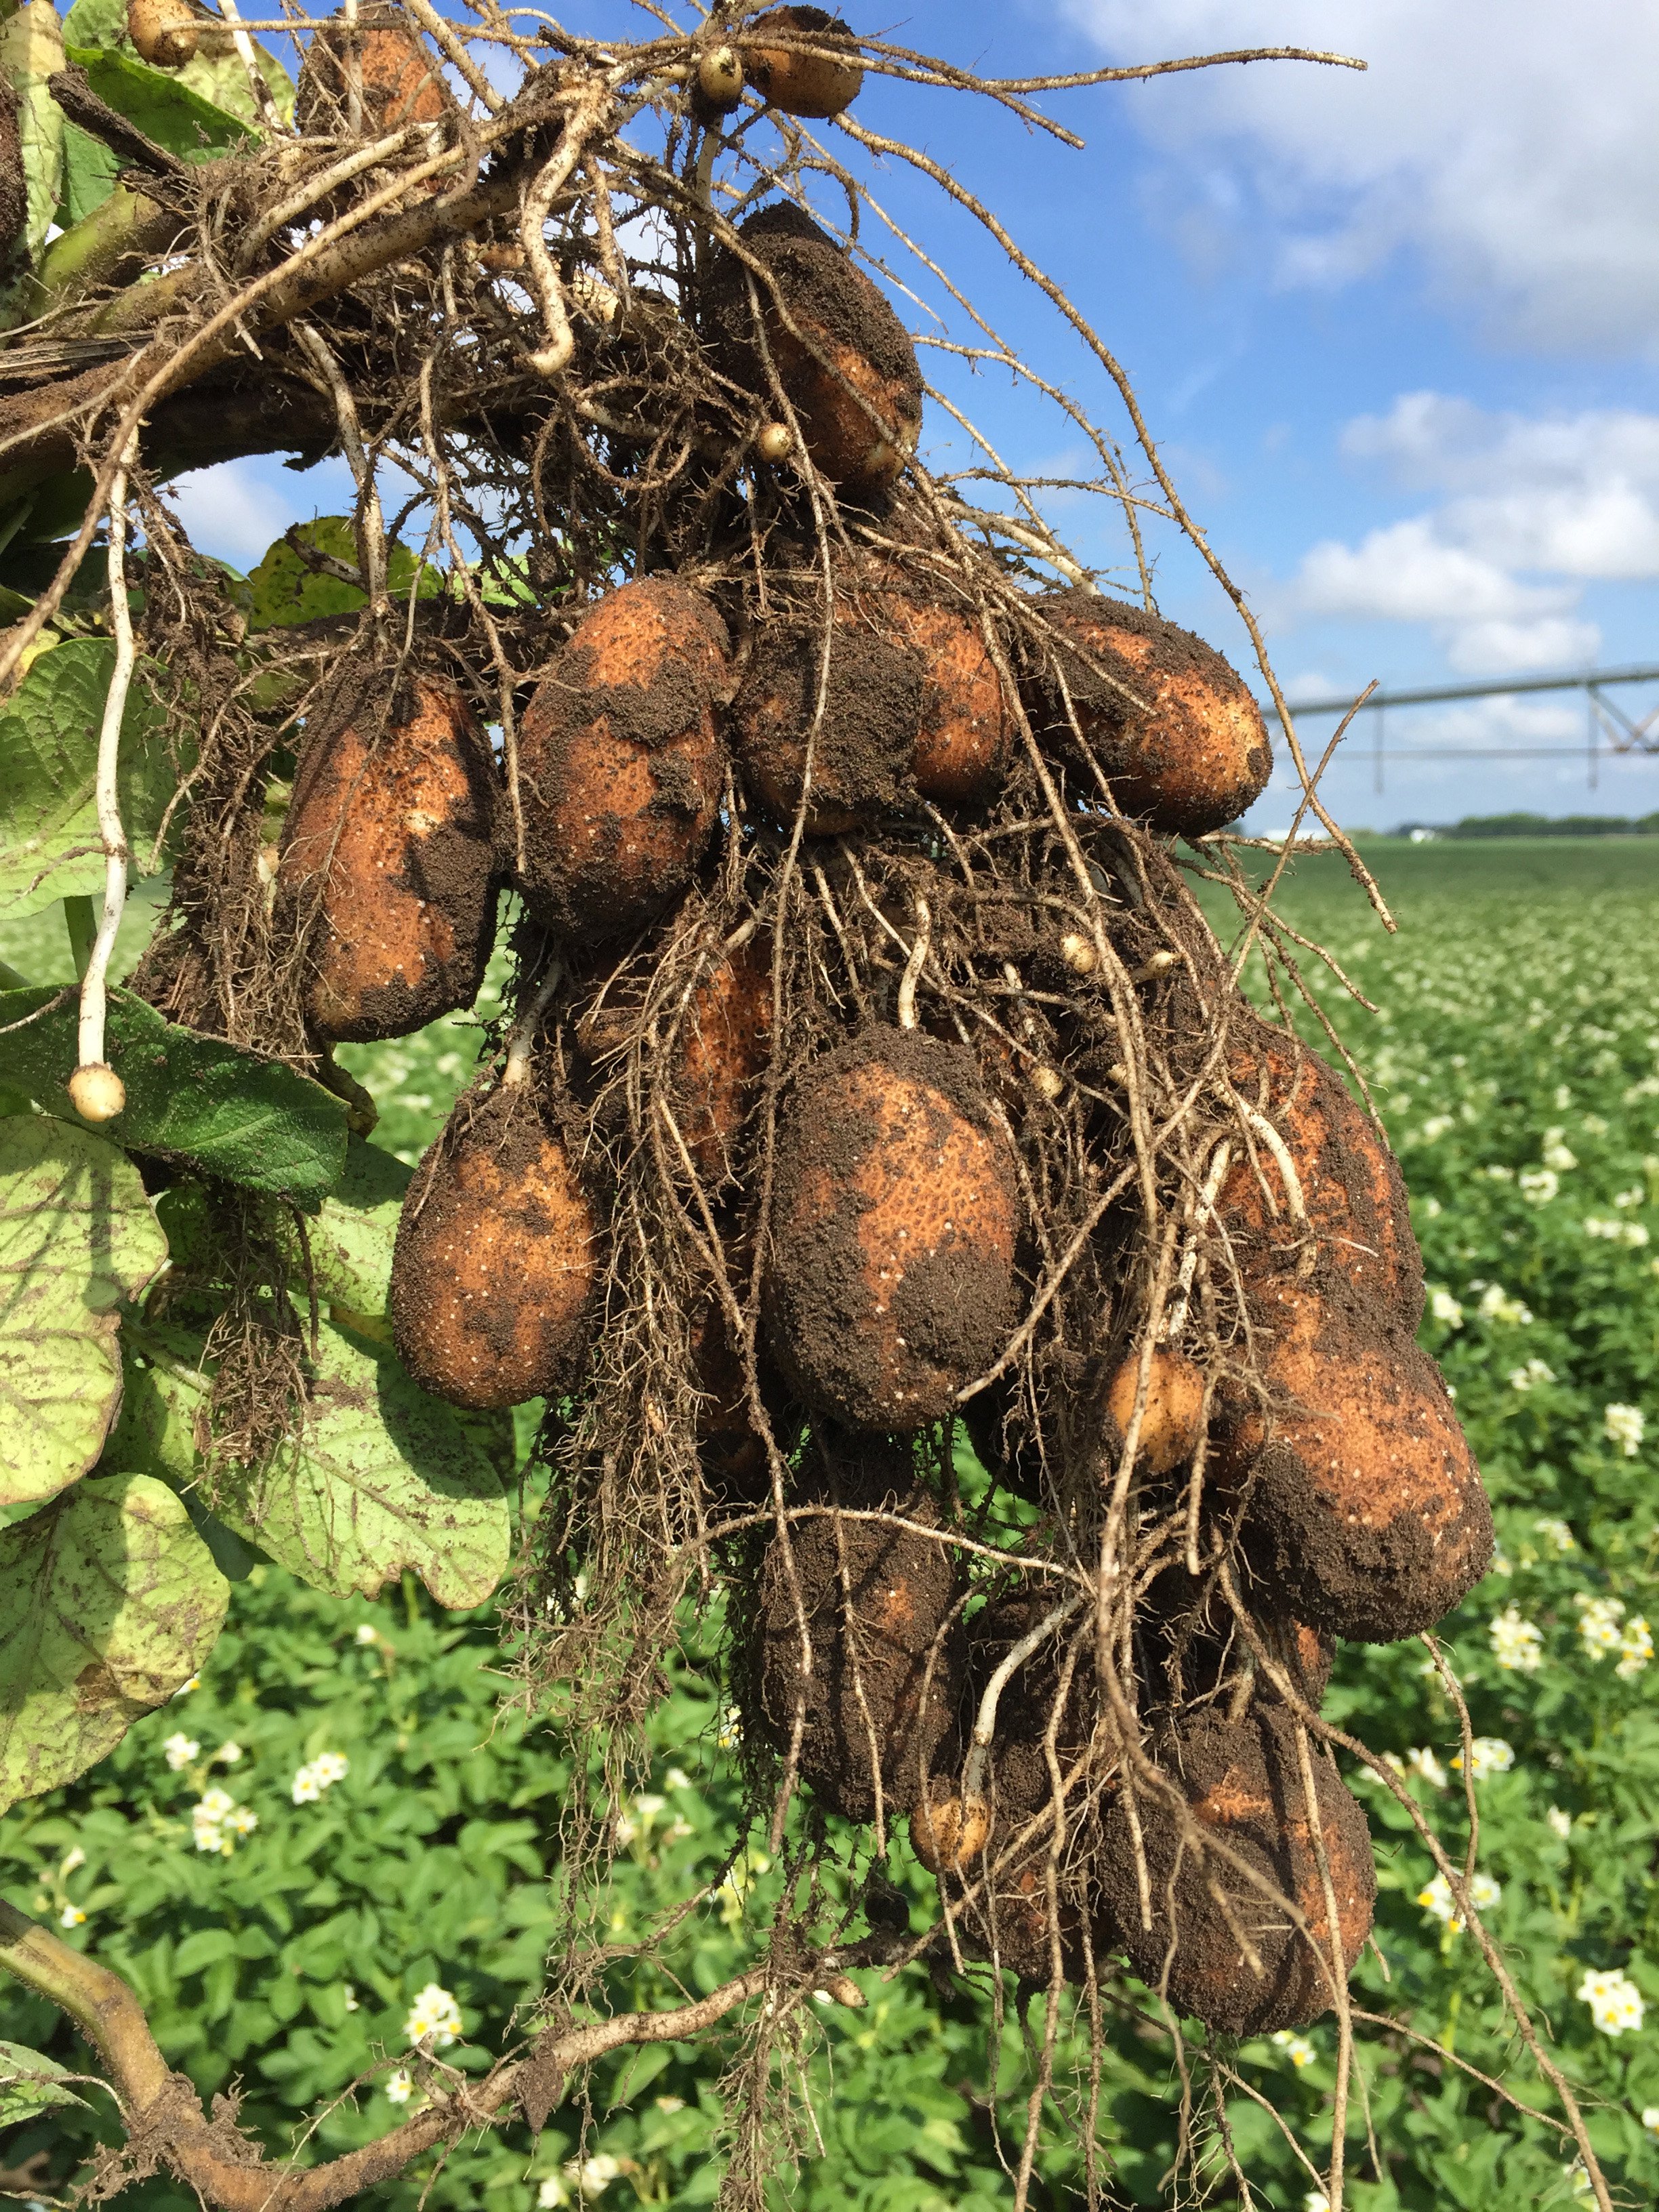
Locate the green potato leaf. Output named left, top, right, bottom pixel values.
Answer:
left=57, top=112, right=119, bottom=227
left=0, top=1117, right=166, bottom=1511
left=0, top=1472, right=228, bottom=1811
left=62, top=45, right=260, bottom=160
left=116, top=1321, right=510, bottom=1609
left=0, top=0, right=66, bottom=267
left=0, top=636, right=171, bottom=920
left=286, top=1134, right=412, bottom=1323
left=0, top=2039, right=89, bottom=2125
left=247, top=520, right=441, bottom=631
left=63, top=0, right=295, bottom=129
left=0, top=985, right=348, bottom=1200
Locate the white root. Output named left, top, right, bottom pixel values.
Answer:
left=960, top=1591, right=1085, bottom=1812
left=896, top=894, right=931, bottom=1031
left=1160, top=1138, right=1231, bottom=1343
left=519, top=87, right=607, bottom=377
left=503, top=959, right=565, bottom=1088
left=74, top=432, right=140, bottom=1120
left=213, top=0, right=287, bottom=135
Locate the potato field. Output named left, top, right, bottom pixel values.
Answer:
left=3, top=835, right=1655, bottom=2212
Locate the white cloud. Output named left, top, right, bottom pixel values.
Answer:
left=165, top=455, right=356, bottom=572
left=1296, top=518, right=1572, bottom=628
left=1441, top=617, right=1601, bottom=678
left=1058, top=1, right=1659, bottom=350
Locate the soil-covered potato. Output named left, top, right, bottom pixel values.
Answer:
left=1139, top=1565, right=1334, bottom=1719
left=297, top=3, right=453, bottom=132
left=516, top=579, right=729, bottom=943
left=390, top=1083, right=600, bottom=1410
left=879, top=585, right=1009, bottom=807
left=757, top=1446, right=962, bottom=1820
left=689, top=1291, right=788, bottom=1507
left=1100, top=1704, right=1375, bottom=2034
left=743, top=5, right=864, bottom=117
left=705, top=203, right=922, bottom=495
left=1223, top=1010, right=1422, bottom=1332
left=1103, top=1344, right=1206, bottom=1476
left=767, top=1029, right=1023, bottom=1431
left=1218, top=1282, right=1494, bottom=1644
left=0, top=77, right=21, bottom=264
left=675, top=937, right=775, bottom=1180
left=1030, top=592, right=1271, bottom=838
left=277, top=676, right=498, bottom=1044
left=732, top=616, right=920, bottom=832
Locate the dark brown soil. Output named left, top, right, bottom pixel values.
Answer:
left=390, top=1080, right=602, bottom=1410
left=766, top=1027, right=1023, bottom=1431
left=0, top=78, right=23, bottom=268
left=1027, top=590, right=1271, bottom=838
left=276, top=676, right=499, bottom=1044
left=689, top=1289, right=794, bottom=1509
left=516, top=578, right=729, bottom=943
left=1223, top=1006, right=1422, bottom=1332
left=733, top=615, right=921, bottom=832
left=756, top=1443, right=963, bottom=1820
left=1100, top=1704, right=1375, bottom=2034
left=1139, top=1565, right=1334, bottom=1721
left=705, top=203, right=922, bottom=493
left=1217, top=1282, right=1494, bottom=1645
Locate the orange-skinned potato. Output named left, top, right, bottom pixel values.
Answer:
left=757, top=1448, right=963, bottom=1820
left=707, top=203, right=922, bottom=495
left=277, top=676, right=498, bottom=1044
left=516, top=579, right=729, bottom=943
left=390, top=1083, right=600, bottom=1410
left=1100, top=1704, right=1375, bottom=2034
left=1103, top=1344, right=1206, bottom=1476
left=1223, top=1009, right=1422, bottom=1332
left=767, top=1030, right=1023, bottom=1431
left=297, top=3, right=453, bottom=134
left=675, top=937, right=774, bottom=1181
left=732, top=617, right=920, bottom=833
left=880, top=588, right=1009, bottom=806
left=1031, top=591, right=1271, bottom=837
left=742, top=5, right=864, bottom=118
left=1217, top=1280, right=1493, bottom=1643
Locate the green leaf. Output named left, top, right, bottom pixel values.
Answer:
left=0, top=636, right=171, bottom=920
left=286, top=1135, right=411, bottom=1322
left=63, top=0, right=295, bottom=128
left=64, top=44, right=259, bottom=161
left=0, top=1472, right=228, bottom=1812
left=0, top=0, right=66, bottom=266
left=0, top=985, right=348, bottom=1200
left=0, top=2039, right=89, bottom=2124
left=57, top=112, right=119, bottom=226
left=247, top=520, right=441, bottom=632
left=0, top=1117, right=166, bottom=1511
left=118, top=1320, right=511, bottom=1608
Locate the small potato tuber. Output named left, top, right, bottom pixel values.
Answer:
left=516, top=579, right=729, bottom=943
left=767, top=1029, right=1023, bottom=1431
left=390, top=1081, right=601, bottom=1410
left=743, top=5, right=864, bottom=118
left=277, top=677, right=499, bottom=1045
left=127, top=0, right=199, bottom=67
left=1103, top=1343, right=1205, bottom=1476
left=674, top=937, right=774, bottom=1183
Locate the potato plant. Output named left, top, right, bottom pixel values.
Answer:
left=0, top=3, right=1624, bottom=2207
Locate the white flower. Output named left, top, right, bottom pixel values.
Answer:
left=190, top=1786, right=253, bottom=1856
left=1578, top=1595, right=1627, bottom=1658
left=1406, top=1746, right=1449, bottom=1789
left=1605, top=1404, right=1645, bottom=1457
left=223, top=1804, right=258, bottom=1837
left=562, top=2155, right=623, bottom=2200
left=1547, top=1807, right=1574, bottom=1839
left=1483, top=1165, right=1514, bottom=1183
left=1614, top=1185, right=1645, bottom=1208
left=1419, top=1872, right=1500, bottom=1931
left=291, top=1753, right=348, bottom=1804
left=385, top=2068, right=415, bottom=2105
left=1582, top=1113, right=1610, bottom=1134
left=1542, top=1134, right=1578, bottom=1172
left=1429, top=1288, right=1465, bottom=1328
left=1643, top=2105, right=1659, bottom=2140
left=1578, top=1967, right=1645, bottom=2036
left=1490, top=1605, right=1544, bottom=1673
left=1420, top=1115, right=1455, bottom=1143
left=214, top=1742, right=243, bottom=1765
left=1270, top=2029, right=1317, bottom=2068
left=1565, top=2160, right=1595, bottom=2200
left=653, top=2095, right=685, bottom=2114
left=1305, top=2194, right=1332, bottom=2212
left=1489, top=1547, right=1515, bottom=1577
left=1452, top=1738, right=1514, bottom=1780
left=163, top=1732, right=201, bottom=1771
left=59, top=1904, right=85, bottom=1928
left=354, top=1624, right=380, bottom=1646
left=1534, top=1517, right=1576, bottom=1554
left=171, top=1675, right=200, bottom=1699
left=343, top=1985, right=359, bottom=2012
left=664, top=1767, right=690, bottom=1791
left=1520, top=1168, right=1560, bottom=1204
left=537, top=2182, right=571, bottom=2210
left=1509, top=1359, right=1556, bottom=1392
left=60, top=1847, right=86, bottom=1878
left=1617, top=1617, right=1654, bottom=1680
left=1585, top=1216, right=1650, bottom=1246
left=403, top=1982, right=462, bottom=2049
left=1477, top=1284, right=1533, bottom=1325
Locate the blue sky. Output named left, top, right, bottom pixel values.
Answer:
left=173, top=0, right=1659, bottom=827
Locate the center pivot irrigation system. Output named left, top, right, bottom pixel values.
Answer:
left=0, top=6, right=1624, bottom=2209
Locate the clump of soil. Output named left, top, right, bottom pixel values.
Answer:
left=742, top=6, right=865, bottom=118
left=732, top=615, right=921, bottom=832
left=756, top=1441, right=963, bottom=1820
left=705, top=202, right=923, bottom=493
left=516, top=579, right=730, bottom=943
left=390, top=1080, right=602, bottom=1409
left=1139, top=1565, right=1334, bottom=1723
left=276, top=676, right=499, bottom=1044
left=1100, top=1703, right=1375, bottom=2034
left=0, top=77, right=24, bottom=266
left=1222, top=1008, right=1423, bottom=1332
left=1027, top=590, right=1272, bottom=836
left=1216, top=1282, right=1494, bottom=1644
left=296, top=2, right=454, bottom=134
left=766, top=1027, right=1023, bottom=1430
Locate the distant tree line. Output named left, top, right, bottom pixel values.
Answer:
left=1391, top=812, right=1659, bottom=840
